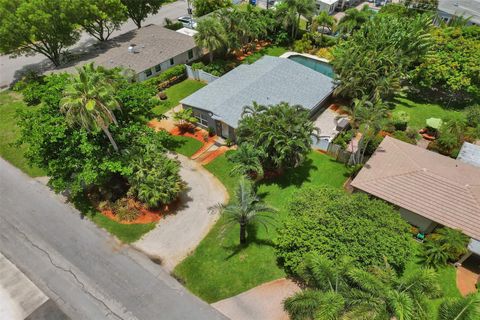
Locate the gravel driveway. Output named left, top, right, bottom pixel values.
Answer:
left=134, top=154, right=229, bottom=271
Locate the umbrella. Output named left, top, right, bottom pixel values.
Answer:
left=426, top=118, right=442, bottom=130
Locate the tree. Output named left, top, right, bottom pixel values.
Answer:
left=283, top=0, right=316, bottom=39
left=439, top=293, right=480, bottom=320
left=275, top=186, right=413, bottom=272
left=227, top=143, right=265, bottom=179
left=193, top=0, right=231, bottom=17
left=212, top=178, right=277, bottom=244
left=75, top=0, right=128, bottom=41
left=194, top=17, right=227, bottom=62
left=60, top=63, right=121, bottom=152
left=121, top=0, right=165, bottom=28
left=422, top=227, right=470, bottom=267
left=172, top=108, right=197, bottom=132
left=0, top=0, right=80, bottom=66
left=337, top=5, right=372, bottom=35
left=237, top=102, right=318, bottom=171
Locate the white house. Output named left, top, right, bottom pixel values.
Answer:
left=437, top=0, right=480, bottom=26
left=316, top=0, right=339, bottom=14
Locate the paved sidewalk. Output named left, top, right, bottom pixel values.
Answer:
left=212, top=278, right=301, bottom=320
left=134, top=154, right=229, bottom=271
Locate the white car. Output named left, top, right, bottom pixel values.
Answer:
left=177, top=16, right=197, bottom=29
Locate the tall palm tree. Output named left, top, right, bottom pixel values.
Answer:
left=211, top=178, right=277, bottom=244
left=60, top=63, right=121, bottom=152
left=283, top=0, right=316, bottom=40
left=439, top=293, right=480, bottom=320
left=194, top=17, right=227, bottom=63
left=337, top=5, right=371, bottom=35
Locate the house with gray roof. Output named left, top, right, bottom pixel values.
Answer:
left=437, top=0, right=480, bottom=25
left=55, top=24, right=201, bottom=81
left=180, top=56, right=335, bottom=140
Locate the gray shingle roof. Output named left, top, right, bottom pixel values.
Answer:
left=438, top=0, right=480, bottom=24
left=55, top=24, right=197, bottom=74
left=351, top=136, right=480, bottom=240
left=180, top=56, right=335, bottom=128
left=457, top=142, right=480, bottom=167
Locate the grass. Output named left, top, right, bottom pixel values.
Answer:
left=174, top=151, right=349, bottom=302
left=242, top=45, right=289, bottom=65
left=152, top=80, right=206, bottom=115
left=0, top=91, right=46, bottom=177
left=403, top=242, right=461, bottom=318
left=393, top=97, right=464, bottom=131
left=169, top=135, right=203, bottom=157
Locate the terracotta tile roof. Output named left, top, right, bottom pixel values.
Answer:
left=351, top=136, right=480, bottom=240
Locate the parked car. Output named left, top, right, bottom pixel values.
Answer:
left=177, top=16, right=197, bottom=29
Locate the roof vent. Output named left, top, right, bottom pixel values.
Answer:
left=128, top=44, right=137, bottom=54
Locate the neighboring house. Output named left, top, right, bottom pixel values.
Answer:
left=55, top=24, right=201, bottom=81
left=317, top=0, right=339, bottom=14
left=180, top=56, right=335, bottom=140
left=351, top=136, right=480, bottom=253
left=437, top=0, right=480, bottom=25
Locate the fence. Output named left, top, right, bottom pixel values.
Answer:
left=185, top=65, right=219, bottom=83
left=313, top=138, right=358, bottom=165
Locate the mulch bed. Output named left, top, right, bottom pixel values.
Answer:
left=101, top=207, right=163, bottom=225
left=169, top=127, right=214, bottom=144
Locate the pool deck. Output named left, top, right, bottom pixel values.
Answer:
left=280, top=52, right=330, bottom=63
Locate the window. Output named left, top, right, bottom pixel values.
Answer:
left=194, top=112, right=209, bottom=127
left=155, top=64, right=161, bottom=72
left=188, top=49, right=194, bottom=60
left=170, top=58, right=174, bottom=65
left=145, top=69, right=152, bottom=77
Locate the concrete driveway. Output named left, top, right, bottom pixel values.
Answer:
left=213, top=278, right=301, bottom=320
left=134, top=154, right=229, bottom=272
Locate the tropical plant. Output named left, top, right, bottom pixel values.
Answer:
left=211, top=178, right=277, bottom=244
left=60, top=63, right=121, bottom=152
left=282, top=0, right=316, bottom=39
left=439, top=293, right=480, bottom=320
left=172, top=108, right=198, bottom=132
left=237, top=102, right=318, bottom=170
left=193, top=0, right=231, bottom=17
left=465, top=104, right=480, bottom=128
left=422, top=227, right=469, bottom=268
left=312, top=11, right=336, bottom=34
left=128, top=146, right=183, bottom=208
left=194, top=17, right=227, bottom=62
left=227, top=144, right=265, bottom=179
left=276, top=186, right=413, bottom=272
left=111, top=197, right=142, bottom=221
left=337, top=5, right=372, bottom=35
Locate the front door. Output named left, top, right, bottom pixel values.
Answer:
left=221, top=122, right=229, bottom=139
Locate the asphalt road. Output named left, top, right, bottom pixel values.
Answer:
left=0, top=157, right=227, bottom=320
left=0, top=0, right=191, bottom=88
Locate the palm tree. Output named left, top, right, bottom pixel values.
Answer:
left=194, top=17, right=227, bottom=62
left=283, top=0, right=316, bottom=40
left=312, top=11, right=336, bottom=47
left=337, top=5, right=372, bottom=35
left=439, top=293, right=480, bottom=320
left=228, top=143, right=265, bottom=180
left=284, top=290, right=345, bottom=320
left=60, top=63, right=121, bottom=152
left=211, top=178, right=277, bottom=244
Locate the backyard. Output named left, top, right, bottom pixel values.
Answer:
left=173, top=150, right=349, bottom=302
left=152, top=79, right=206, bottom=115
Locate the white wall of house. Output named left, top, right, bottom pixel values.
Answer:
left=437, top=10, right=479, bottom=26
left=399, top=208, right=438, bottom=234
left=137, top=48, right=201, bottom=81
left=316, top=0, right=338, bottom=14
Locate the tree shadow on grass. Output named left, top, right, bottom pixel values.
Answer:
left=223, top=223, right=277, bottom=261
left=259, top=158, right=317, bottom=190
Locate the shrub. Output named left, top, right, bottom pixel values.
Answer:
left=392, top=111, right=409, bottom=131
left=465, top=104, right=480, bottom=127
left=315, top=47, right=333, bottom=61
left=392, top=130, right=416, bottom=144
left=332, top=130, right=354, bottom=149
left=293, top=35, right=313, bottom=53
left=191, top=62, right=206, bottom=71
left=172, top=108, right=197, bottom=132
left=422, top=227, right=469, bottom=268
left=145, top=65, right=186, bottom=88
left=112, top=197, right=142, bottom=222
left=275, top=186, right=413, bottom=273
left=164, top=18, right=183, bottom=30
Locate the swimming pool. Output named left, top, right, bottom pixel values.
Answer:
left=287, top=55, right=335, bottom=78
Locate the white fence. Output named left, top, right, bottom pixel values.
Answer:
left=186, top=65, right=219, bottom=83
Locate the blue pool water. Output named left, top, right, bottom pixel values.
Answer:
left=288, top=55, right=335, bottom=78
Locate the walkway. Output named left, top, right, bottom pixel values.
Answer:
left=134, top=154, right=229, bottom=272
left=212, top=278, right=301, bottom=320
left=456, top=254, right=480, bottom=296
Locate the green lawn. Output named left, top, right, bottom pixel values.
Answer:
left=403, top=242, right=461, bottom=318
left=0, top=91, right=45, bottom=177
left=152, top=80, right=206, bottom=115
left=174, top=151, right=349, bottom=302
left=393, top=97, right=464, bottom=131
left=242, top=46, right=289, bottom=65
left=168, top=135, right=203, bottom=157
